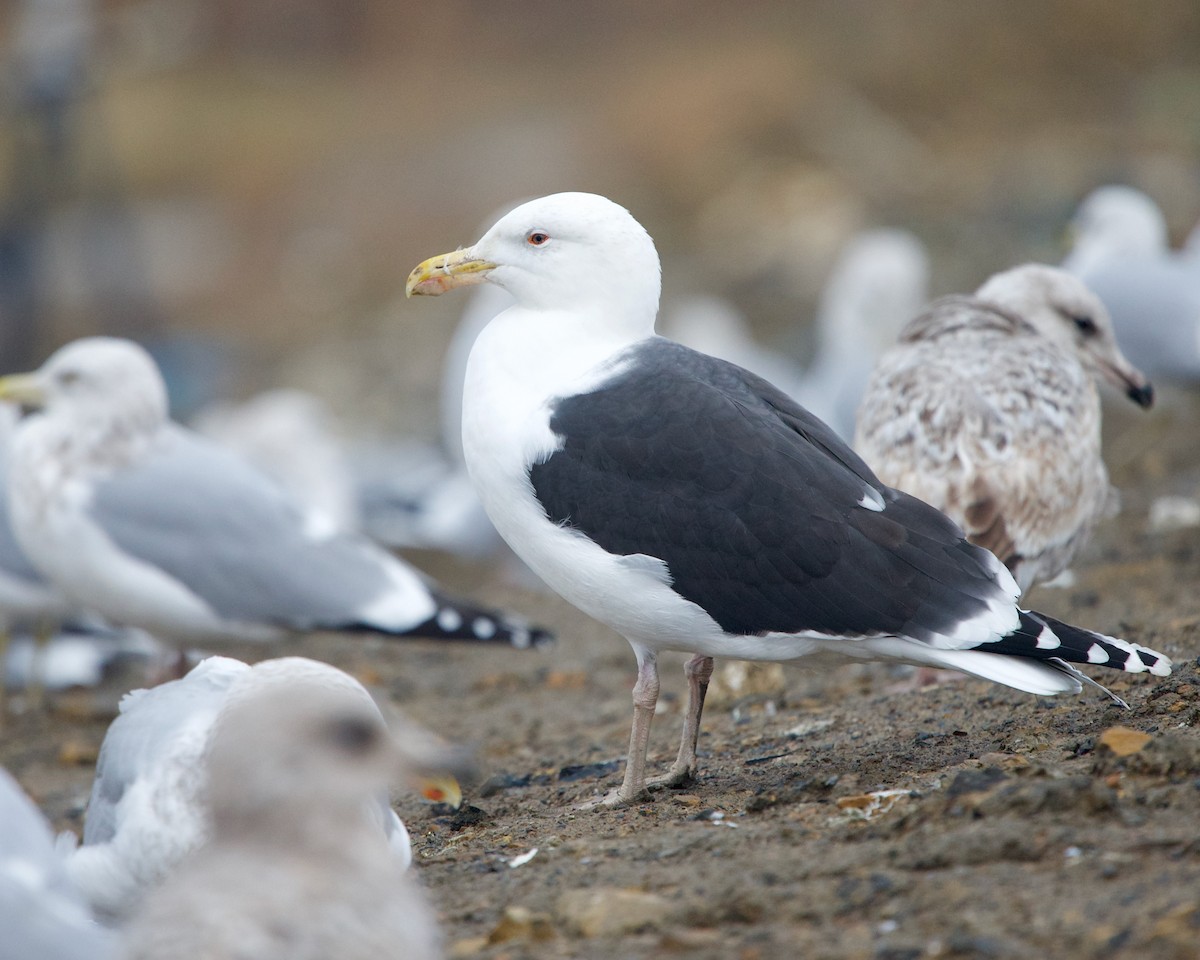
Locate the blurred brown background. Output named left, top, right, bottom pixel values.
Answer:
left=2, top=0, right=1198, bottom=433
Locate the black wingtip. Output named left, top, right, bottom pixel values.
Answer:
left=999, top=610, right=1172, bottom=679
left=398, top=596, right=556, bottom=649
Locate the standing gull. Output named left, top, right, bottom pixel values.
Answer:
left=119, top=660, right=447, bottom=960
left=66, top=655, right=461, bottom=919
left=855, top=264, right=1153, bottom=593
left=407, top=192, right=1171, bottom=806
left=0, top=337, right=551, bottom=649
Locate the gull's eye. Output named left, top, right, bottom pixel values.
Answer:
left=526, top=230, right=550, bottom=247
left=326, top=715, right=380, bottom=755
left=1072, top=315, right=1098, bottom=336
left=56, top=370, right=81, bottom=387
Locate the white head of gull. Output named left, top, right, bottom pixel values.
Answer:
left=408, top=192, right=1171, bottom=807
left=0, top=336, right=551, bottom=649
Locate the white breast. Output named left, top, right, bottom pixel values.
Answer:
left=461, top=312, right=726, bottom=651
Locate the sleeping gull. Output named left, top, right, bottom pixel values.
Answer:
left=855, top=264, right=1153, bottom=593
left=406, top=192, right=1171, bottom=806
left=67, top=654, right=463, bottom=920
left=0, top=766, right=117, bottom=960
left=0, top=337, right=551, bottom=649
left=1063, top=185, right=1200, bottom=382
left=118, top=659, right=448, bottom=960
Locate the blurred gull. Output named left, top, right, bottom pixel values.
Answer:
left=192, top=388, right=361, bottom=532
left=0, top=337, right=551, bottom=648
left=1063, top=185, right=1200, bottom=382
left=4, top=622, right=160, bottom=693
left=66, top=655, right=463, bottom=920
left=355, top=207, right=525, bottom=558
left=795, top=228, right=930, bottom=440
left=355, top=282, right=512, bottom=557
left=662, top=294, right=807, bottom=397
left=663, top=229, right=929, bottom=445
left=118, top=659, right=448, bottom=960
left=0, top=404, right=72, bottom=634
left=0, top=765, right=117, bottom=960
left=856, top=264, right=1153, bottom=593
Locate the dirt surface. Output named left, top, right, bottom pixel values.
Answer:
left=5, top=394, right=1200, bottom=960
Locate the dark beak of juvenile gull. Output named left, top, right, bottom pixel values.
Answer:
left=406, top=247, right=497, bottom=297
left=0, top=372, right=48, bottom=414
left=1123, top=377, right=1154, bottom=408
left=1100, top=361, right=1154, bottom=409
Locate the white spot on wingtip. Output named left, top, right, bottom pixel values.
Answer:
left=472, top=617, right=497, bottom=640
left=1086, top=643, right=1110, bottom=664
left=1035, top=625, right=1061, bottom=649
left=858, top=487, right=885, bottom=512
left=436, top=609, right=463, bottom=632
left=509, top=626, right=531, bottom=649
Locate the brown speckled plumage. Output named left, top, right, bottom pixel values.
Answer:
left=855, top=265, right=1151, bottom=593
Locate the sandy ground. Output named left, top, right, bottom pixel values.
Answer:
left=4, top=391, right=1200, bottom=960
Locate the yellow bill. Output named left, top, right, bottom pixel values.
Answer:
left=0, top=373, right=46, bottom=408
left=406, top=248, right=496, bottom=297
left=417, top=772, right=463, bottom=809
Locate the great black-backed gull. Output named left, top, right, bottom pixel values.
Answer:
left=119, top=659, right=447, bottom=960
left=855, top=264, right=1152, bottom=593
left=407, top=192, right=1171, bottom=806
left=65, top=655, right=464, bottom=920
left=0, top=338, right=550, bottom=649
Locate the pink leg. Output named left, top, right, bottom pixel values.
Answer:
left=647, top=654, right=714, bottom=790
left=581, top=648, right=660, bottom=808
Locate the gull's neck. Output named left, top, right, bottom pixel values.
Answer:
left=15, top=403, right=163, bottom=484
left=471, top=300, right=655, bottom=402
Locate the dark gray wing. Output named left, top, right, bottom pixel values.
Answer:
left=529, top=338, right=1006, bottom=641
left=89, top=426, right=433, bottom=630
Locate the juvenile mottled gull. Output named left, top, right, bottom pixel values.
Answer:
left=856, top=264, right=1153, bottom=593
left=66, top=655, right=459, bottom=919
left=0, top=766, right=117, bottom=960
left=1063, top=185, right=1200, bottom=382
left=0, top=337, right=550, bottom=649
left=119, top=660, right=447, bottom=960
left=406, top=193, right=1170, bottom=806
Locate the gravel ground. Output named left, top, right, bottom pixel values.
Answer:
left=4, top=391, right=1200, bottom=960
